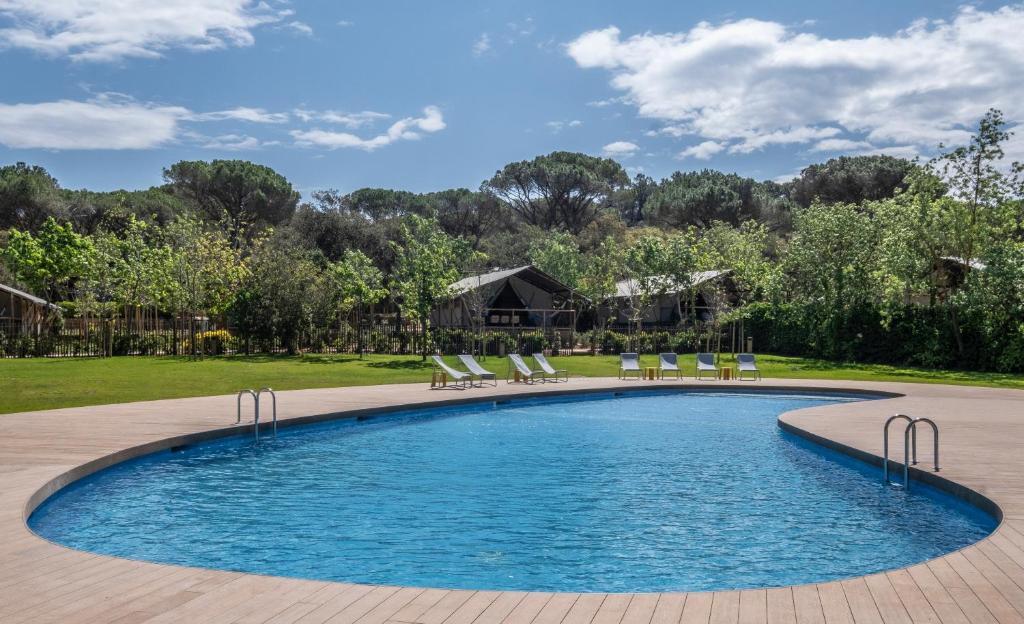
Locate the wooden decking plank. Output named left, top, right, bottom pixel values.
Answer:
left=739, top=590, right=767, bottom=624
left=943, top=551, right=1023, bottom=624
left=886, top=570, right=941, bottom=624
left=816, top=583, right=852, bottom=624
left=431, top=590, right=500, bottom=624
left=960, top=547, right=1024, bottom=617
left=680, top=593, right=713, bottom=624
left=766, top=588, right=796, bottom=624
left=416, top=591, right=477, bottom=624
left=839, top=578, right=884, bottom=624
left=927, top=558, right=999, bottom=624
left=473, top=592, right=528, bottom=624
left=387, top=589, right=451, bottom=623
left=330, top=586, right=423, bottom=624
left=621, top=594, right=660, bottom=624
left=863, top=573, right=913, bottom=624
left=592, top=594, right=634, bottom=624
left=530, top=593, right=579, bottom=624
left=651, top=594, right=687, bottom=624
left=710, top=591, right=741, bottom=624
left=977, top=539, right=1024, bottom=589
left=792, top=586, right=824, bottom=624
left=291, top=583, right=379, bottom=624
left=500, top=592, right=553, bottom=624
left=313, top=585, right=403, bottom=624
left=561, top=594, right=607, bottom=624
left=905, top=564, right=970, bottom=624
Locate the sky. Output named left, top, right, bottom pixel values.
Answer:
left=1, top=0, right=1023, bottom=198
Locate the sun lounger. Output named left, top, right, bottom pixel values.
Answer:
left=430, top=355, right=472, bottom=389
left=458, top=354, right=497, bottom=386
left=737, top=353, right=761, bottom=381
left=619, top=352, right=641, bottom=380
left=533, top=353, right=568, bottom=382
left=658, top=352, right=682, bottom=379
left=696, top=352, right=719, bottom=380
left=507, top=353, right=544, bottom=384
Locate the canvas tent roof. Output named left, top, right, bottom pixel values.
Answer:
left=450, top=265, right=581, bottom=299
left=613, top=270, right=731, bottom=298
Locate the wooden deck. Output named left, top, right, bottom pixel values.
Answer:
left=2, top=378, right=1024, bottom=624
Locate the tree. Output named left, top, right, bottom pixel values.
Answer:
left=788, top=155, right=916, bottom=208
left=485, top=151, right=629, bottom=234
left=0, top=163, right=65, bottom=232
left=615, top=173, right=657, bottom=226
left=528, top=231, right=583, bottom=290
left=164, top=160, right=300, bottom=248
left=2, top=217, right=92, bottom=301
left=165, top=218, right=245, bottom=356
left=784, top=203, right=879, bottom=358
left=622, top=234, right=668, bottom=332
left=390, top=215, right=466, bottom=359
left=426, top=188, right=506, bottom=249
left=329, top=249, right=387, bottom=357
left=646, top=170, right=792, bottom=230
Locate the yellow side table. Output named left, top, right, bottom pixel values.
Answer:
left=645, top=366, right=657, bottom=380
left=721, top=366, right=734, bottom=381
left=431, top=371, right=448, bottom=388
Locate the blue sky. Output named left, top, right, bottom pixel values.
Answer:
left=1, top=1, right=1021, bottom=197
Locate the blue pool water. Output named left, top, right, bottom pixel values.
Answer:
left=30, top=391, right=995, bottom=593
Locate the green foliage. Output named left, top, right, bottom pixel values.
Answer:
left=788, top=155, right=915, bottom=208
left=485, top=151, right=629, bottom=233
left=2, top=217, right=93, bottom=301
left=646, top=169, right=793, bottom=231
left=164, top=159, right=299, bottom=247
left=0, top=162, right=64, bottom=231
left=390, top=215, right=467, bottom=358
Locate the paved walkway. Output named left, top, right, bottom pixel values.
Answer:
left=2, top=378, right=1024, bottom=624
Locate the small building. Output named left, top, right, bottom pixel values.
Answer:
left=603, top=270, right=736, bottom=328
left=432, top=265, right=582, bottom=329
left=0, top=283, right=60, bottom=335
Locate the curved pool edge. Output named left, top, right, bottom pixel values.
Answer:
left=4, top=377, right=1024, bottom=623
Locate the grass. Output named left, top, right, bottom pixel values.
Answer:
left=1, top=352, right=1022, bottom=415
left=0, top=350, right=1019, bottom=413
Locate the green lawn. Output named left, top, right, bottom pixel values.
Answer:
left=1, top=353, right=1022, bottom=415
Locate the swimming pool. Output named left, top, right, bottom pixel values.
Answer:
left=29, top=390, right=995, bottom=593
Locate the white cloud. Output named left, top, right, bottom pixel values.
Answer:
left=546, top=119, right=583, bottom=133
left=291, top=106, right=446, bottom=151
left=337, top=20, right=353, bottom=27
left=0, top=0, right=290, bottom=62
left=199, top=133, right=263, bottom=150
left=189, top=107, right=289, bottom=123
left=283, top=21, right=313, bottom=37
left=566, top=7, right=1024, bottom=156
left=811, top=138, right=874, bottom=152
left=679, top=140, right=725, bottom=160
left=0, top=96, right=187, bottom=149
left=292, top=109, right=390, bottom=128
left=602, top=141, right=639, bottom=157
left=473, top=33, right=491, bottom=57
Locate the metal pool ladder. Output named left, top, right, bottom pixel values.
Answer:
left=883, top=414, right=939, bottom=490
left=235, top=388, right=278, bottom=442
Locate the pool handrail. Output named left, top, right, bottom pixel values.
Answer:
left=257, top=388, right=277, bottom=439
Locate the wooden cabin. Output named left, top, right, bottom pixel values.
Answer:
left=602, top=270, right=737, bottom=328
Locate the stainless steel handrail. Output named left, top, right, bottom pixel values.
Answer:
left=902, top=418, right=939, bottom=491
left=257, top=388, right=277, bottom=438
left=883, top=414, right=916, bottom=484
left=236, top=389, right=258, bottom=425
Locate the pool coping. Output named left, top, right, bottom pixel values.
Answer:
left=3, top=377, right=1024, bottom=623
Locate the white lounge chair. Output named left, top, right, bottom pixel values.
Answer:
left=458, top=354, right=497, bottom=386
left=431, top=355, right=473, bottom=389
left=658, top=352, right=682, bottom=379
left=619, top=352, right=642, bottom=380
left=696, top=352, right=719, bottom=380
left=533, top=353, right=568, bottom=383
left=507, top=353, right=544, bottom=384
left=737, top=353, right=761, bottom=381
